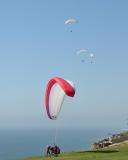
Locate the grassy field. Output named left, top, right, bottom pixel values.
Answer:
left=17, top=144, right=128, bottom=160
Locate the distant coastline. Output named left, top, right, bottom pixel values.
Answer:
left=91, top=131, right=128, bottom=149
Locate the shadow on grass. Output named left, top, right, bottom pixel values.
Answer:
left=77, top=150, right=119, bottom=154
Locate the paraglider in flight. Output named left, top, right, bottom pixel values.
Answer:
left=76, top=49, right=87, bottom=55
left=90, top=53, right=95, bottom=63
left=45, top=77, right=75, bottom=120
left=76, top=49, right=95, bottom=63
left=76, top=49, right=88, bottom=62
left=65, top=18, right=78, bottom=32
left=65, top=18, right=78, bottom=25
left=90, top=53, right=94, bottom=57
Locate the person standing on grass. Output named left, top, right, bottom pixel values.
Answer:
left=46, top=145, right=51, bottom=157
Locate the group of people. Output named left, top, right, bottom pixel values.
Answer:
left=46, top=145, right=60, bottom=157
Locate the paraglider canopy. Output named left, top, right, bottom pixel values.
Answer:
left=65, top=18, right=78, bottom=25
left=76, top=49, right=87, bottom=55
left=65, top=18, right=78, bottom=32
left=45, top=77, right=75, bottom=120
left=90, top=53, right=94, bottom=58
left=90, top=53, right=95, bottom=63
left=76, top=49, right=95, bottom=63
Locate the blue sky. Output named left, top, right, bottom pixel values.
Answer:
left=0, top=0, right=128, bottom=129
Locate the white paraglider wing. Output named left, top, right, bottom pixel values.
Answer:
left=65, top=18, right=78, bottom=25
left=49, top=83, right=65, bottom=120
left=76, top=49, right=88, bottom=62
left=76, top=49, right=87, bottom=55
left=76, top=49, right=95, bottom=63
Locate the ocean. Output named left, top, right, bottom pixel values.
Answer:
left=0, top=127, right=119, bottom=160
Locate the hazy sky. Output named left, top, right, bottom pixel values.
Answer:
left=0, top=0, right=128, bottom=129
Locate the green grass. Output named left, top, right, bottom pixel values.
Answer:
left=17, top=145, right=128, bottom=160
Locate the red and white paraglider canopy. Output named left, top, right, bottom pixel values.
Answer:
left=45, top=77, right=75, bottom=120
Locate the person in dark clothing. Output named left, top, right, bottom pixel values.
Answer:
left=54, top=145, right=60, bottom=156
left=46, top=145, right=51, bottom=157
left=50, top=146, right=55, bottom=156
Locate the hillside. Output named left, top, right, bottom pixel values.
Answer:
left=17, top=143, right=128, bottom=160
left=17, top=131, right=128, bottom=160
left=92, top=131, right=128, bottom=149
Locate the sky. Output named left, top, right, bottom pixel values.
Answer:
left=0, top=0, right=128, bottom=130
